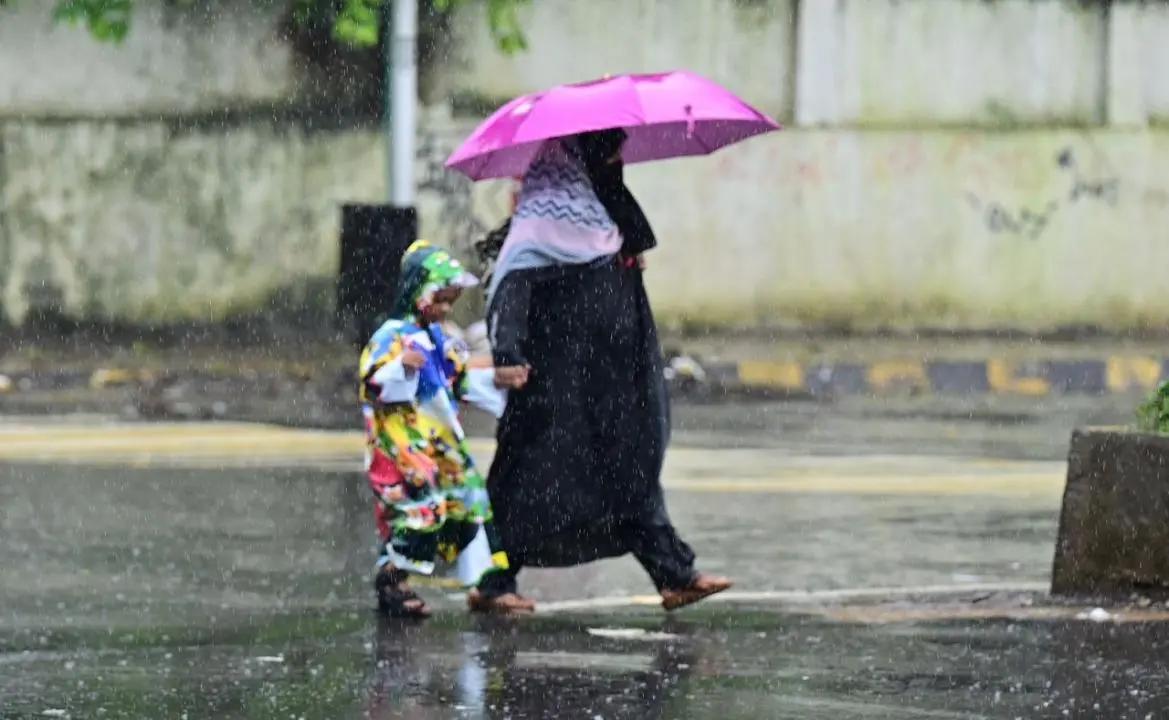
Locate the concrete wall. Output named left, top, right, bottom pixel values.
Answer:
left=3, top=0, right=1169, bottom=332
left=801, top=0, right=1107, bottom=126
left=0, top=121, right=373, bottom=324
left=0, top=116, right=510, bottom=325
left=0, top=1, right=296, bottom=117
left=449, top=0, right=796, bottom=119
left=1135, top=3, right=1169, bottom=123
left=634, top=129, right=1164, bottom=330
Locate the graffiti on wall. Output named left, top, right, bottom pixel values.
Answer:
left=1059, top=148, right=1120, bottom=206
left=965, top=195, right=1057, bottom=241
left=966, top=147, right=1119, bottom=240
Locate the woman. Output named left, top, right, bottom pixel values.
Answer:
left=477, top=130, right=731, bottom=610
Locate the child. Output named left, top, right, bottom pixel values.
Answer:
left=359, top=240, right=533, bottom=617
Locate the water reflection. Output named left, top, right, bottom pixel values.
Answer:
left=366, top=617, right=697, bottom=719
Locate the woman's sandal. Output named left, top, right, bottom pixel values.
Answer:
left=660, top=573, right=733, bottom=611
left=466, top=588, right=536, bottom=615
left=376, top=571, right=432, bottom=619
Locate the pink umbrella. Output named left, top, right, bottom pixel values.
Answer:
left=445, top=70, right=781, bottom=181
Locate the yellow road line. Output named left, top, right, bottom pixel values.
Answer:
left=664, top=474, right=1062, bottom=496
left=0, top=422, right=301, bottom=438
left=0, top=423, right=1065, bottom=496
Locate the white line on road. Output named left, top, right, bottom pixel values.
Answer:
left=536, top=581, right=1051, bottom=613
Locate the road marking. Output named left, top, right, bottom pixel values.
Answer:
left=866, top=359, right=929, bottom=392
left=665, top=475, right=1062, bottom=497
left=987, top=359, right=1050, bottom=396
left=0, top=421, right=1065, bottom=496
left=738, top=360, right=804, bottom=390
left=1106, top=356, right=1163, bottom=393
left=536, top=582, right=1050, bottom=614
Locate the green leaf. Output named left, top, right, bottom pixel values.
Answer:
left=333, top=0, right=382, bottom=48
left=45, top=0, right=530, bottom=56
left=52, top=0, right=132, bottom=43
left=485, top=0, right=528, bottom=55
left=1136, top=380, right=1169, bottom=434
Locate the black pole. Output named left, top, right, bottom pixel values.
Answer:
left=336, top=204, right=418, bottom=347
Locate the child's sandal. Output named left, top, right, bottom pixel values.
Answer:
left=376, top=571, right=432, bottom=619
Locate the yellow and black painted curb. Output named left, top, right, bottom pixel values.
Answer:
left=698, top=356, right=1168, bottom=397
left=1, top=356, right=1165, bottom=402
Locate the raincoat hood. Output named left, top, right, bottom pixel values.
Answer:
left=391, top=240, right=479, bottom=320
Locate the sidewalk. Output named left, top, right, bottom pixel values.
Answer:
left=0, top=334, right=1163, bottom=424
left=666, top=334, right=1169, bottom=398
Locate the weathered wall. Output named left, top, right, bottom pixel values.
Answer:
left=449, top=0, right=796, bottom=119
left=0, top=121, right=368, bottom=324
left=3, top=0, right=1169, bottom=332
left=0, top=2, right=296, bottom=117
left=447, top=0, right=1169, bottom=332
left=1135, top=2, right=1169, bottom=123
left=634, top=129, right=1164, bottom=330
left=448, top=0, right=1108, bottom=126
left=805, top=0, right=1107, bottom=126
left=0, top=117, right=509, bottom=325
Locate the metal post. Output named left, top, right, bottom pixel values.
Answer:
left=338, top=0, right=418, bottom=346
left=388, top=0, right=417, bottom=207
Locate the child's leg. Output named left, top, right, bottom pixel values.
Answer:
left=374, top=529, right=440, bottom=618
left=368, top=443, right=444, bottom=617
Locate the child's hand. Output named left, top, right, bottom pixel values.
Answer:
left=401, top=349, right=427, bottom=370
left=466, top=355, right=494, bottom=370
left=494, top=365, right=530, bottom=389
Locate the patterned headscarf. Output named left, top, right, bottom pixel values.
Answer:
left=485, top=139, right=622, bottom=302
left=391, top=240, right=479, bottom=319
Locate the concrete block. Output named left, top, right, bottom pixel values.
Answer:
left=1105, top=1, right=1148, bottom=128
left=1052, top=429, right=1169, bottom=598
left=794, top=0, right=844, bottom=127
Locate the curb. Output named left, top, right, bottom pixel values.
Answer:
left=1, top=355, right=1166, bottom=405
left=682, top=356, right=1169, bottom=397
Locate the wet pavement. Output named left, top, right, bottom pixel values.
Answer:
left=8, top=605, right=1169, bottom=719
left=1, top=419, right=1166, bottom=718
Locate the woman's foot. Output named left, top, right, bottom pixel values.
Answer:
left=660, top=573, right=733, bottom=611
left=466, top=588, right=536, bottom=614
left=375, top=569, right=432, bottom=619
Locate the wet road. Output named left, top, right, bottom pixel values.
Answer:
left=7, top=606, right=1169, bottom=719
left=0, top=419, right=1164, bottom=718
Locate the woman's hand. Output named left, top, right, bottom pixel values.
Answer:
left=494, top=365, right=531, bottom=389
left=401, top=349, right=427, bottom=370
left=623, top=254, right=647, bottom=270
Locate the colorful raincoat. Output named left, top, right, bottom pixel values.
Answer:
left=360, top=241, right=508, bottom=585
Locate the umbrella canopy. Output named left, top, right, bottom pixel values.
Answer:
left=445, top=70, right=781, bottom=181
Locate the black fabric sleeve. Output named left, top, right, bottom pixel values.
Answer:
left=487, top=271, right=534, bottom=367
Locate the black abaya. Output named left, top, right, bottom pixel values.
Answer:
left=485, top=255, right=695, bottom=589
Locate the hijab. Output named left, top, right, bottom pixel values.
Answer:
left=485, top=140, right=622, bottom=301
left=573, top=129, right=658, bottom=256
